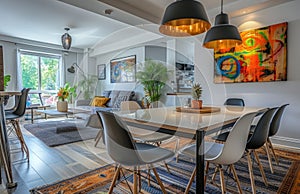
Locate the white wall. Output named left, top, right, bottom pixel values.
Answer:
left=193, top=1, right=300, bottom=148
left=96, top=46, right=145, bottom=99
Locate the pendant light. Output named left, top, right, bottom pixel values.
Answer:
left=159, top=0, right=211, bottom=37
left=61, top=27, right=72, bottom=50
left=203, top=0, right=242, bottom=49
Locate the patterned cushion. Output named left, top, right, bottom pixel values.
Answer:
left=113, top=96, right=129, bottom=108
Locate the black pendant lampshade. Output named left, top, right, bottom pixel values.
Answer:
left=203, top=0, right=242, bottom=49
left=159, top=0, right=211, bottom=37
left=61, top=27, right=72, bottom=50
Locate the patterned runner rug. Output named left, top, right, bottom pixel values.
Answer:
left=30, top=150, right=299, bottom=194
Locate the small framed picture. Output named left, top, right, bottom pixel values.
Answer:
left=97, top=64, right=106, bottom=80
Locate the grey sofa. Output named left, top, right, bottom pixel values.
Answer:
left=75, top=90, right=137, bottom=128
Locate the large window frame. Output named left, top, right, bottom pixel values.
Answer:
left=19, top=50, right=63, bottom=105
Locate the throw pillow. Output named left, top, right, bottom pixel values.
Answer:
left=90, top=97, right=110, bottom=107
left=113, top=96, right=129, bottom=108
left=89, top=96, right=105, bottom=106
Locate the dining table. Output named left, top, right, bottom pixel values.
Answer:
left=0, top=91, right=21, bottom=188
left=117, top=105, right=265, bottom=194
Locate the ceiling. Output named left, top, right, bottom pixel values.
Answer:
left=0, top=0, right=295, bottom=50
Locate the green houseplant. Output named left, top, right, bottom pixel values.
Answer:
left=4, top=75, right=11, bottom=90
left=136, top=60, right=170, bottom=107
left=78, top=75, right=98, bottom=100
left=191, top=83, right=202, bottom=109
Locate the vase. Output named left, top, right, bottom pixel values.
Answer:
left=57, top=101, right=68, bottom=112
left=191, top=100, right=203, bottom=109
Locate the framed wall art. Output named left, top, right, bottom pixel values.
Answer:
left=110, top=55, right=136, bottom=83
left=97, top=64, right=106, bottom=80
left=214, top=22, right=287, bottom=83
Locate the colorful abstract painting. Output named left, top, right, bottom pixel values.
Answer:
left=110, top=55, right=136, bottom=83
left=214, top=22, right=287, bottom=83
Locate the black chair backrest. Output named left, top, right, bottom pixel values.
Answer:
left=246, top=107, right=277, bottom=150
left=13, top=88, right=30, bottom=116
left=269, top=104, right=289, bottom=137
left=224, top=98, right=245, bottom=106
left=97, top=111, right=141, bottom=166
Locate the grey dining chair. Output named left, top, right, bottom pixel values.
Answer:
left=5, top=88, right=30, bottom=160
left=179, top=111, right=258, bottom=194
left=97, top=110, right=175, bottom=194
left=224, top=98, right=245, bottom=106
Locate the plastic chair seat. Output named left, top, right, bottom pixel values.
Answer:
left=135, top=143, right=175, bottom=165
left=180, top=142, right=224, bottom=161
left=5, top=112, right=21, bottom=120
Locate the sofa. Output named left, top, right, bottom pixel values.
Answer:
left=75, top=90, right=137, bottom=128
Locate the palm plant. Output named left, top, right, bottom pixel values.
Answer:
left=136, top=60, right=171, bottom=104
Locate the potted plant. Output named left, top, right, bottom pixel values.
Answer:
left=78, top=75, right=98, bottom=100
left=57, top=82, right=77, bottom=112
left=136, top=60, right=171, bottom=108
left=191, top=83, right=202, bottom=109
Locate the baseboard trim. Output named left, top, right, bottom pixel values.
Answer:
left=271, top=136, right=300, bottom=150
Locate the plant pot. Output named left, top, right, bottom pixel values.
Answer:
left=57, top=101, right=68, bottom=112
left=191, top=100, right=203, bottom=109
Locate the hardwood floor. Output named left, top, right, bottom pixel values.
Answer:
left=0, top=118, right=110, bottom=194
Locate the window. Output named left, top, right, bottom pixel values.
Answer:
left=20, top=51, right=62, bottom=105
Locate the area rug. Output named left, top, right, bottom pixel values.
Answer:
left=30, top=152, right=299, bottom=194
left=23, top=121, right=99, bottom=147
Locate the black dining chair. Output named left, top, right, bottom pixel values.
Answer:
left=265, top=104, right=289, bottom=172
left=97, top=110, right=175, bottom=194
left=224, top=98, right=245, bottom=107
left=5, top=88, right=30, bottom=160
left=245, top=107, right=278, bottom=193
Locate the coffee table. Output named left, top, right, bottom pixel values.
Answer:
left=36, top=108, right=90, bottom=120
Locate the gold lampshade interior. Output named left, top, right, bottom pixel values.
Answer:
left=203, top=39, right=242, bottom=50
left=159, top=18, right=211, bottom=37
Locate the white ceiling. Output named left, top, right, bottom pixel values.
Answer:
left=0, top=0, right=295, bottom=50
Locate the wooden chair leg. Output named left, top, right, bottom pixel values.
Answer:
left=264, top=144, right=274, bottom=173
left=268, top=138, right=279, bottom=165
left=133, top=170, right=138, bottom=194
left=94, top=130, right=103, bottom=147
left=219, top=166, right=226, bottom=194
left=163, top=161, right=171, bottom=173
left=230, top=164, right=242, bottom=194
left=108, top=165, right=122, bottom=194
left=253, top=150, right=268, bottom=186
left=138, top=168, right=142, bottom=192
left=151, top=167, right=167, bottom=194
left=184, top=167, right=196, bottom=194
left=211, top=166, right=219, bottom=184
left=204, top=161, right=210, bottom=186
left=13, top=120, right=29, bottom=160
left=246, top=151, right=256, bottom=194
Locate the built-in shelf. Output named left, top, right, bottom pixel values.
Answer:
left=167, top=92, right=191, bottom=96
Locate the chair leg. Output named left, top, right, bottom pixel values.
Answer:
left=204, top=161, right=210, bottom=186
left=94, top=130, right=103, bottom=147
left=138, top=168, right=142, bottom=192
left=184, top=167, right=196, bottom=194
left=253, top=150, right=268, bottom=186
left=108, top=165, right=122, bottom=194
left=12, top=120, right=29, bottom=160
left=219, top=166, right=226, bottom=194
left=151, top=167, right=167, bottom=194
left=230, top=164, right=242, bottom=194
left=268, top=137, right=279, bottom=165
left=264, top=144, right=274, bottom=173
left=133, top=170, right=138, bottom=194
left=163, top=161, right=171, bottom=173
left=246, top=151, right=256, bottom=194
left=211, top=165, right=219, bottom=184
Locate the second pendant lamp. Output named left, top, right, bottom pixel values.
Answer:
left=203, top=0, right=242, bottom=49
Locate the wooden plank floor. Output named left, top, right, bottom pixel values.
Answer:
left=0, top=118, right=111, bottom=194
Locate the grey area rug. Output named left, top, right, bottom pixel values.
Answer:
left=23, top=120, right=99, bottom=147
